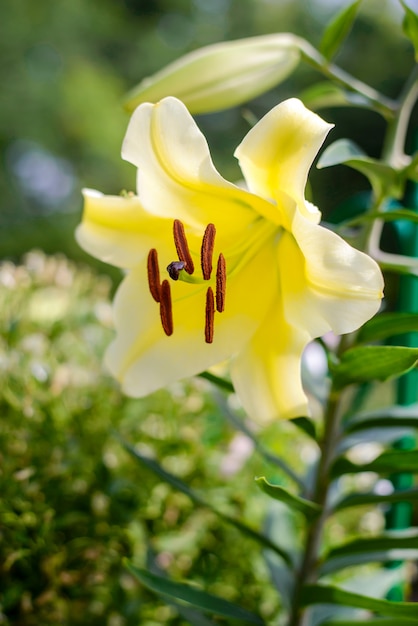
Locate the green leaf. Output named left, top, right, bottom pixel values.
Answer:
left=343, top=404, right=418, bottom=434
left=331, top=449, right=418, bottom=478
left=334, top=487, right=418, bottom=512
left=255, top=477, right=321, bottom=519
left=401, top=1, right=418, bottom=61
left=127, top=564, right=265, bottom=625
left=340, top=208, right=418, bottom=228
left=317, top=139, right=404, bottom=198
left=263, top=502, right=298, bottom=610
left=300, top=81, right=370, bottom=110
left=123, top=441, right=293, bottom=566
left=332, top=346, right=418, bottom=390
left=301, top=583, right=418, bottom=620
left=319, top=619, right=417, bottom=625
left=145, top=556, right=219, bottom=626
left=317, top=138, right=367, bottom=167
left=356, top=312, right=418, bottom=344
left=291, top=416, right=317, bottom=440
left=319, top=0, right=362, bottom=60
left=320, top=530, right=418, bottom=575
left=212, top=392, right=305, bottom=488
left=199, top=371, right=234, bottom=393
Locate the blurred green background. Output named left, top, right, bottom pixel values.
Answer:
left=0, top=1, right=416, bottom=624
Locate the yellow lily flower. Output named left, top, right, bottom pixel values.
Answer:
left=124, top=34, right=301, bottom=114
left=76, top=97, right=383, bottom=422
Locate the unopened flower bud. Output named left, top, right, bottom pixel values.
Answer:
left=124, top=34, right=301, bottom=114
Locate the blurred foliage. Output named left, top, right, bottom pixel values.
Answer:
left=0, top=0, right=416, bottom=261
left=0, top=251, right=316, bottom=625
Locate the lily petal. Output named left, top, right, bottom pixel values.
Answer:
left=105, top=233, right=278, bottom=396
left=230, top=301, right=311, bottom=422
left=280, top=214, right=384, bottom=338
left=76, top=189, right=173, bottom=269
left=121, top=96, right=279, bottom=232
left=235, top=98, right=333, bottom=223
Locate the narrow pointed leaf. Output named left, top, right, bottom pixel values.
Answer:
left=334, top=487, right=418, bottom=511
left=357, top=312, right=418, bottom=344
left=319, top=617, right=411, bottom=626
left=341, top=208, right=418, bottom=228
left=213, top=393, right=305, bottom=488
left=317, top=138, right=366, bottom=167
left=331, top=449, right=418, bottom=478
left=320, top=530, right=418, bottom=574
left=301, top=584, right=418, bottom=620
left=319, top=0, right=362, bottom=60
left=127, top=564, right=265, bottom=625
left=291, top=416, right=317, bottom=440
left=343, top=404, right=418, bottom=434
left=256, top=477, right=321, bottom=518
left=332, top=346, right=418, bottom=390
left=402, top=1, right=418, bottom=61
left=326, top=531, right=418, bottom=557
left=317, top=139, right=403, bottom=197
left=146, top=551, right=220, bottom=626
left=199, top=371, right=234, bottom=393
left=300, top=81, right=370, bottom=110
left=123, top=442, right=293, bottom=565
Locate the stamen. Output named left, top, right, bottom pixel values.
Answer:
left=173, top=219, right=194, bottom=275
left=160, top=280, right=173, bottom=336
left=201, top=223, right=216, bottom=280
left=205, top=287, right=215, bottom=344
left=167, top=260, right=186, bottom=281
left=215, top=253, right=226, bottom=313
left=147, top=249, right=161, bottom=302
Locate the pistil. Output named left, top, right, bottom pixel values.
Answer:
left=167, top=260, right=186, bottom=281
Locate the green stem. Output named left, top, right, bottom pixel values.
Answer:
left=287, top=333, right=354, bottom=626
left=365, top=65, right=418, bottom=270
left=287, top=391, right=345, bottom=626
left=382, top=63, right=418, bottom=167
left=297, top=38, right=397, bottom=118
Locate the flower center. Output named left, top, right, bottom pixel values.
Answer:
left=147, top=219, right=226, bottom=343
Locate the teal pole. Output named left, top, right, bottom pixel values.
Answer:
left=385, top=173, right=418, bottom=601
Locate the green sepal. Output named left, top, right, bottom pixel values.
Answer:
left=301, top=583, right=418, bottom=620
left=332, top=346, right=418, bottom=390
left=319, top=0, right=362, bottom=60
left=255, top=477, right=321, bottom=519
left=126, top=564, right=265, bottom=625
